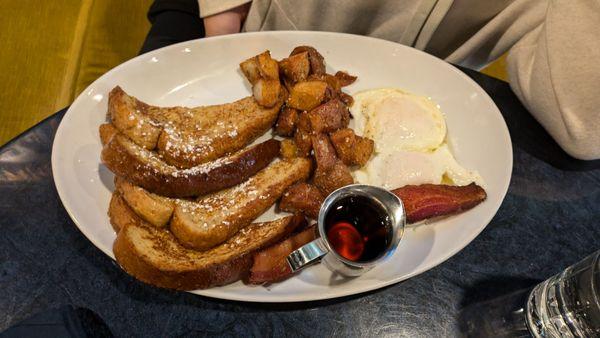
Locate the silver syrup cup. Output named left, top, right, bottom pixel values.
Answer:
left=286, top=184, right=406, bottom=277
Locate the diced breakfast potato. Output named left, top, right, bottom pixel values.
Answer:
left=280, top=139, right=299, bottom=159
left=294, top=129, right=312, bottom=157
left=293, top=111, right=314, bottom=156
left=240, top=57, right=261, bottom=85
left=311, top=134, right=337, bottom=170
left=308, top=99, right=349, bottom=133
left=279, top=52, right=310, bottom=83
left=275, top=106, right=299, bottom=136
left=313, top=160, right=354, bottom=196
left=257, top=51, right=279, bottom=81
left=290, top=46, right=326, bottom=75
left=297, top=111, right=312, bottom=133
left=294, top=112, right=314, bottom=157
left=253, top=79, right=281, bottom=107
left=334, top=71, right=357, bottom=87
left=338, top=92, right=354, bottom=107
left=279, top=84, right=290, bottom=104
left=279, top=183, right=324, bottom=219
left=287, top=81, right=328, bottom=111
left=308, top=73, right=341, bottom=92
left=352, top=137, right=376, bottom=166
left=282, top=76, right=295, bottom=93
left=330, top=128, right=374, bottom=167
left=323, top=86, right=338, bottom=103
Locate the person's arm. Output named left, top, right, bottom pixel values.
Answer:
left=140, top=0, right=205, bottom=54
left=198, top=0, right=251, bottom=37
left=442, top=0, right=600, bottom=160
left=506, top=1, right=600, bottom=160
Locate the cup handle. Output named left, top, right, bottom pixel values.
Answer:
left=286, top=238, right=329, bottom=272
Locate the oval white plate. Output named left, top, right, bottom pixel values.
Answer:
left=52, top=31, right=512, bottom=302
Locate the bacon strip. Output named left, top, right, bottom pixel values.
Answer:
left=392, top=183, right=487, bottom=223
left=247, top=225, right=318, bottom=285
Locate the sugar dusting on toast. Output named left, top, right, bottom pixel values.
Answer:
left=111, top=87, right=280, bottom=168
left=176, top=159, right=299, bottom=221
left=120, top=134, right=240, bottom=179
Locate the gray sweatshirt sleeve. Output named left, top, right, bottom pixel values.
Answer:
left=506, top=1, right=600, bottom=160
left=445, top=0, right=600, bottom=160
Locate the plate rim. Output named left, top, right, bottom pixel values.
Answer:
left=52, top=30, right=513, bottom=302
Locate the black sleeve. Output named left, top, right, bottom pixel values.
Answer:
left=139, top=0, right=205, bottom=55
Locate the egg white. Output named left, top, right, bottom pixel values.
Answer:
left=350, top=88, right=483, bottom=189
left=352, top=88, right=446, bottom=152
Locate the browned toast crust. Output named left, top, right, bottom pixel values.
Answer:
left=112, top=196, right=305, bottom=290
left=109, top=86, right=282, bottom=168
left=115, top=177, right=175, bottom=228
left=108, top=191, right=144, bottom=232
left=101, top=134, right=280, bottom=197
left=99, top=123, right=118, bottom=146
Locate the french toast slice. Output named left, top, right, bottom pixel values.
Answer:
left=101, top=133, right=280, bottom=198
left=115, top=177, right=175, bottom=228
left=170, top=158, right=312, bottom=250
left=99, top=123, right=118, bottom=146
left=108, top=191, right=140, bottom=232
left=109, top=86, right=282, bottom=168
left=111, top=193, right=305, bottom=290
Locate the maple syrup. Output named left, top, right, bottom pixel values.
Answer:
left=324, top=195, right=392, bottom=262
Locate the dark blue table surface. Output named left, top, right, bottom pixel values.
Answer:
left=1, top=68, right=599, bottom=337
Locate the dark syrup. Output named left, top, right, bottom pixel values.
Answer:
left=324, top=195, right=392, bottom=262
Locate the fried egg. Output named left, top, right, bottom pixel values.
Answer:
left=351, top=88, right=483, bottom=189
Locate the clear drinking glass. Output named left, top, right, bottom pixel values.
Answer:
left=526, top=250, right=600, bottom=337
left=459, top=250, right=600, bottom=337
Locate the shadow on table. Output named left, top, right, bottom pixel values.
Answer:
left=459, top=68, right=600, bottom=172
left=0, top=306, right=113, bottom=338
left=456, top=276, right=542, bottom=337
left=459, top=276, right=540, bottom=308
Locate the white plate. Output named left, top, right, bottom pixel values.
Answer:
left=52, top=31, right=512, bottom=302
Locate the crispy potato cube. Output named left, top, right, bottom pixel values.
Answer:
left=311, top=134, right=337, bottom=170
left=279, top=183, right=324, bottom=219
left=275, top=106, right=299, bottom=136
left=294, top=129, right=313, bottom=157
left=280, top=138, right=299, bottom=159
left=313, top=160, right=354, bottom=196
left=282, top=76, right=295, bottom=93
left=329, top=128, right=356, bottom=163
left=279, top=52, right=310, bottom=83
left=290, top=46, right=326, bottom=75
left=307, top=73, right=341, bottom=92
left=240, top=57, right=261, bottom=85
left=338, top=92, right=354, bottom=107
left=323, top=86, right=338, bottom=103
left=294, top=112, right=313, bottom=157
left=253, top=78, right=281, bottom=107
left=307, top=99, right=349, bottom=133
left=256, top=51, right=279, bottom=81
left=278, top=84, right=290, bottom=103
left=297, top=111, right=312, bottom=133
left=287, top=81, right=328, bottom=111
left=351, top=136, right=375, bottom=166
left=330, top=128, right=374, bottom=167
left=334, top=71, right=357, bottom=87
